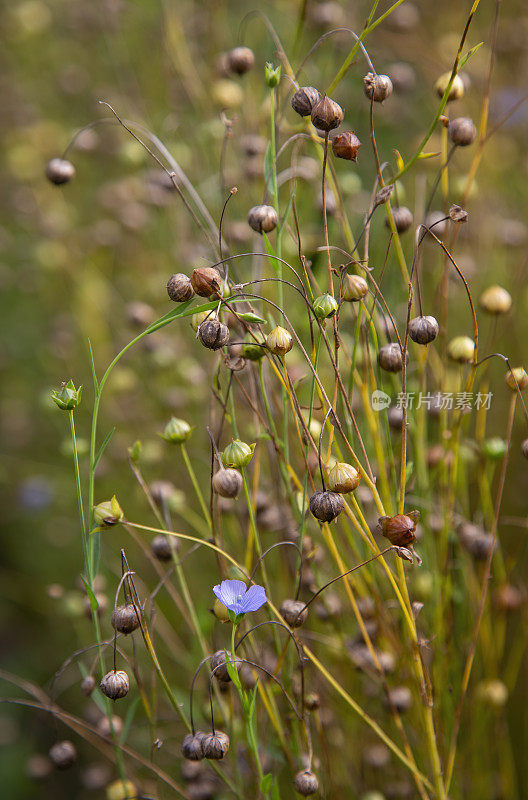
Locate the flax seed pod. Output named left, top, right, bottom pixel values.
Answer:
left=201, top=731, right=230, bottom=760
left=111, top=603, right=141, bottom=634
left=309, top=490, right=344, bottom=522
left=212, top=468, right=243, bottom=498
left=291, top=86, right=321, bottom=117
left=167, top=273, right=194, bottom=302
left=49, top=741, right=77, bottom=770
left=46, top=158, right=76, bottom=185
left=279, top=599, right=308, bottom=628
left=363, top=72, right=393, bottom=102
left=100, top=670, right=130, bottom=700
left=310, top=95, right=343, bottom=131
left=226, top=47, right=254, bottom=75
left=294, top=770, right=319, bottom=796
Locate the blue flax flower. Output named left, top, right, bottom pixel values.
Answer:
left=213, top=579, right=267, bottom=618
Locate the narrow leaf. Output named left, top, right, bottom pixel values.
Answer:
left=260, top=774, right=273, bottom=794
left=94, top=427, right=116, bottom=470
left=459, top=41, right=483, bottom=70
left=87, top=338, right=99, bottom=393
left=80, top=575, right=99, bottom=612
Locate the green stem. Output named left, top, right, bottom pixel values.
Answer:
left=180, top=443, right=212, bottom=529
left=69, top=411, right=88, bottom=570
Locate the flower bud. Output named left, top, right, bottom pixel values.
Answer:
left=167, top=273, right=194, bottom=302
left=449, top=204, right=468, bottom=223
left=247, top=204, right=278, bottom=233
left=309, top=490, right=344, bottom=522
left=408, top=315, right=439, bottom=345
left=266, top=325, right=293, bottom=356
left=378, top=343, right=408, bottom=373
left=100, top=669, right=130, bottom=700
left=182, top=732, right=205, bottom=761
left=294, top=770, right=319, bottom=796
left=387, top=206, right=413, bottom=233
left=222, top=439, right=255, bottom=468
left=313, top=293, right=338, bottom=320
left=342, top=273, right=368, bottom=301
left=363, top=72, right=393, bottom=102
left=435, top=71, right=465, bottom=101
left=210, top=650, right=242, bottom=682
left=191, top=267, right=222, bottom=298
left=46, top=158, right=76, bottom=185
left=227, top=46, right=254, bottom=75
left=310, top=95, right=344, bottom=132
left=328, top=462, right=360, bottom=493
left=448, top=116, right=477, bottom=146
left=279, top=598, right=308, bottom=628
left=49, top=740, right=77, bottom=770
left=447, top=336, right=475, bottom=364
left=378, top=511, right=419, bottom=546
left=51, top=379, right=82, bottom=410
left=106, top=779, right=138, bottom=800
left=332, top=131, right=361, bottom=161
left=151, top=534, right=174, bottom=561
left=479, top=285, right=512, bottom=315
left=161, top=417, right=192, bottom=444
left=505, top=367, right=528, bottom=391
left=291, top=86, right=321, bottom=117
left=265, top=62, right=281, bottom=87
left=94, top=495, right=124, bottom=528
left=111, top=603, right=141, bottom=634
left=212, top=468, right=243, bottom=498
left=201, top=731, right=230, bottom=760
left=198, top=319, right=230, bottom=350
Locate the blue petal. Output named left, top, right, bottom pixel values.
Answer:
left=240, top=584, right=267, bottom=613
left=213, top=579, right=248, bottom=611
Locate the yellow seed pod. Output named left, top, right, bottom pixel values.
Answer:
left=342, top=274, right=368, bottom=302
left=328, top=462, right=361, bottom=493
left=106, top=779, right=138, bottom=800
left=505, top=367, right=528, bottom=391
left=447, top=336, right=475, bottom=364
left=479, top=285, right=512, bottom=315
left=213, top=598, right=230, bottom=622
left=266, top=325, right=293, bottom=356
left=434, top=71, right=464, bottom=101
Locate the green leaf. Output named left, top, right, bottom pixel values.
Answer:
left=417, top=151, right=440, bottom=160
left=264, top=142, right=274, bottom=195
left=277, top=188, right=295, bottom=237
left=237, top=311, right=266, bottom=324
left=87, top=338, right=99, bottom=393
left=94, top=427, right=116, bottom=469
left=271, top=776, right=281, bottom=800
left=224, top=649, right=242, bottom=690
left=260, top=774, right=273, bottom=794
left=459, top=41, right=483, bottom=70
left=404, top=461, right=414, bottom=484
left=144, top=297, right=246, bottom=335
left=80, top=575, right=99, bottom=612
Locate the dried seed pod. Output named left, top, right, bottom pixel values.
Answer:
left=447, top=336, right=475, bottom=363
left=226, top=46, right=254, bottom=75
left=385, top=686, right=413, bottom=713
left=309, top=490, right=344, bottom=522
left=111, top=603, right=141, bottom=634
left=151, top=534, right=174, bottom=561
left=424, top=210, right=448, bottom=238
left=150, top=480, right=177, bottom=507
left=342, top=273, right=368, bottom=301
left=495, top=584, right=525, bottom=612
left=294, top=770, right=319, bottom=796
left=167, top=273, right=195, bottom=302
left=505, top=367, right=528, bottom=390
left=46, top=158, right=76, bottom=185
left=201, top=731, right=230, bottom=760
left=332, top=131, right=361, bottom=161
left=435, top=71, right=465, bottom=101
left=26, top=754, right=53, bottom=781
left=304, top=692, right=320, bottom=711
left=81, top=675, right=96, bottom=696
left=408, top=315, right=439, bottom=345
left=387, top=406, right=404, bottom=431
left=378, top=343, right=408, bottom=373
left=198, top=319, right=230, bottom=350
left=387, top=206, right=413, bottom=233
left=328, top=462, right=360, bottom=493
left=291, top=86, right=321, bottom=117
left=479, top=285, right=512, bottom=315
left=478, top=679, right=508, bottom=708
left=449, top=204, right=468, bottom=223
left=96, top=714, right=123, bottom=739
left=310, top=95, right=344, bottom=132
left=191, top=267, right=222, bottom=298
left=182, top=732, right=205, bottom=761
left=458, top=521, right=495, bottom=560
left=49, top=740, right=77, bottom=770
left=375, top=185, right=393, bottom=206
left=210, top=650, right=242, bottom=682
left=212, top=468, right=243, bottom=498
left=378, top=512, right=419, bottom=546
left=248, top=204, right=278, bottom=233
left=266, top=325, right=293, bottom=356
left=522, top=439, right=528, bottom=459
left=448, top=116, right=477, bottom=146
left=279, top=598, right=308, bottom=627
left=363, top=72, right=393, bottom=102
left=241, top=134, right=267, bottom=156
left=100, top=670, right=130, bottom=700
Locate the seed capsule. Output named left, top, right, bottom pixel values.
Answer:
left=182, top=732, right=205, bottom=761
left=479, top=285, right=512, bottom=315
left=332, top=131, right=361, bottom=161
left=96, top=714, right=123, bottom=739
left=222, top=439, right=255, bottom=468
left=328, top=462, right=360, bottom=493
left=241, top=336, right=266, bottom=361
left=162, top=417, right=192, bottom=444
left=342, top=273, right=368, bottom=301
left=111, top=603, right=141, bottom=634
left=247, top=204, right=278, bottom=233
left=106, top=779, right=138, bottom=800
left=100, top=670, right=130, bottom=700
left=201, top=731, right=230, bottom=760
left=191, top=267, right=222, bottom=298
left=385, top=686, right=413, bottom=713
left=408, top=315, right=439, bottom=345
left=375, top=185, right=394, bottom=206
left=167, top=273, right=194, bottom=302
left=45, top=158, right=76, bottom=185
left=198, top=319, right=230, bottom=350
left=226, top=46, right=254, bottom=75
left=279, top=598, right=308, bottom=628
left=447, top=336, right=475, bottom=364
left=313, top=293, right=338, bottom=320
left=210, top=650, right=242, bottom=682
left=495, top=584, right=525, bottom=613
left=81, top=675, right=96, bottom=696
left=49, top=740, right=77, bottom=770
left=94, top=496, right=124, bottom=528
left=448, top=116, right=477, bottom=146
left=294, top=770, right=319, bottom=796
left=505, top=367, right=528, bottom=391
left=435, top=71, right=465, bottom=101
left=266, top=325, right=293, bottom=356
left=291, top=86, right=321, bottom=117
left=309, top=490, right=345, bottom=522
left=378, top=343, right=408, bottom=373
left=522, top=439, right=528, bottom=459
left=151, top=534, right=174, bottom=561
left=378, top=512, right=419, bottom=546
left=363, top=72, right=393, bottom=102
left=310, top=95, right=344, bottom=132
left=449, top=204, right=468, bottom=223
left=386, top=206, right=413, bottom=233
left=212, top=468, right=243, bottom=498
left=458, top=521, right=495, bottom=560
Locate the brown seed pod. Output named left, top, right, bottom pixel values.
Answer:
left=111, top=603, right=141, bottom=634
left=522, top=439, right=528, bottom=459
left=378, top=343, right=408, bottom=373
left=375, top=185, right=394, bottom=206
left=387, top=406, right=404, bottom=431
left=226, top=46, right=254, bottom=75
left=212, top=468, right=243, bottom=498
left=304, top=692, right=320, bottom=711
left=210, top=650, right=242, bottom=682
left=198, top=319, right=230, bottom=350
left=26, top=754, right=53, bottom=781
left=96, top=714, right=123, bottom=739
left=182, top=732, right=206, bottom=761
left=363, top=72, right=393, bottom=102
left=458, top=521, right=495, bottom=560
left=387, top=206, right=413, bottom=233
left=100, top=670, right=130, bottom=700
left=241, top=134, right=267, bottom=156
left=247, top=204, right=278, bottom=233
left=309, top=490, right=344, bottom=522
left=291, top=86, right=321, bottom=117
left=294, top=770, right=319, bottom=796
left=187, top=780, right=218, bottom=800
left=310, top=95, right=344, bottom=132
left=378, top=512, right=419, bottom=546
left=201, top=731, right=230, bottom=760
left=81, top=675, right=96, bottom=696
left=495, top=584, right=525, bottom=613
left=167, top=273, right=195, bottom=302
left=332, top=131, right=361, bottom=161
left=151, top=534, right=174, bottom=561
left=448, top=116, right=477, bottom=146
left=279, top=598, right=308, bottom=628
left=342, top=273, right=368, bottom=301
left=449, top=204, right=468, bottom=223
left=126, top=301, right=155, bottom=327
left=190, top=267, right=222, bottom=298
left=45, top=158, right=76, bottom=185
left=49, top=740, right=77, bottom=770
left=408, top=315, right=439, bottom=345
left=328, top=462, right=360, bottom=493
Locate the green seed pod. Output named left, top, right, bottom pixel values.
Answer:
left=241, top=335, right=266, bottom=361
left=313, top=293, right=338, bottom=320
left=328, top=462, right=360, bottom=493
left=106, top=779, right=138, bottom=800
left=477, top=679, right=508, bottom=708
left=265, top=62, right=281, bottom=87
left=482, top=437, right=507, bottom=460
left=100, top=670, right=129, bottom=700
left=222, top=439, right=255, bottom=468
left=266, top=326, right=293, bottom=356
left=447, top=336, right=475, bottom=364
left=161, top=417, right=193, bottom=444
left=191, top=310, right=216, bottom=331
left=94, top=495, right=124, bottom=528
left=51, top=379, right=82, bottom=410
